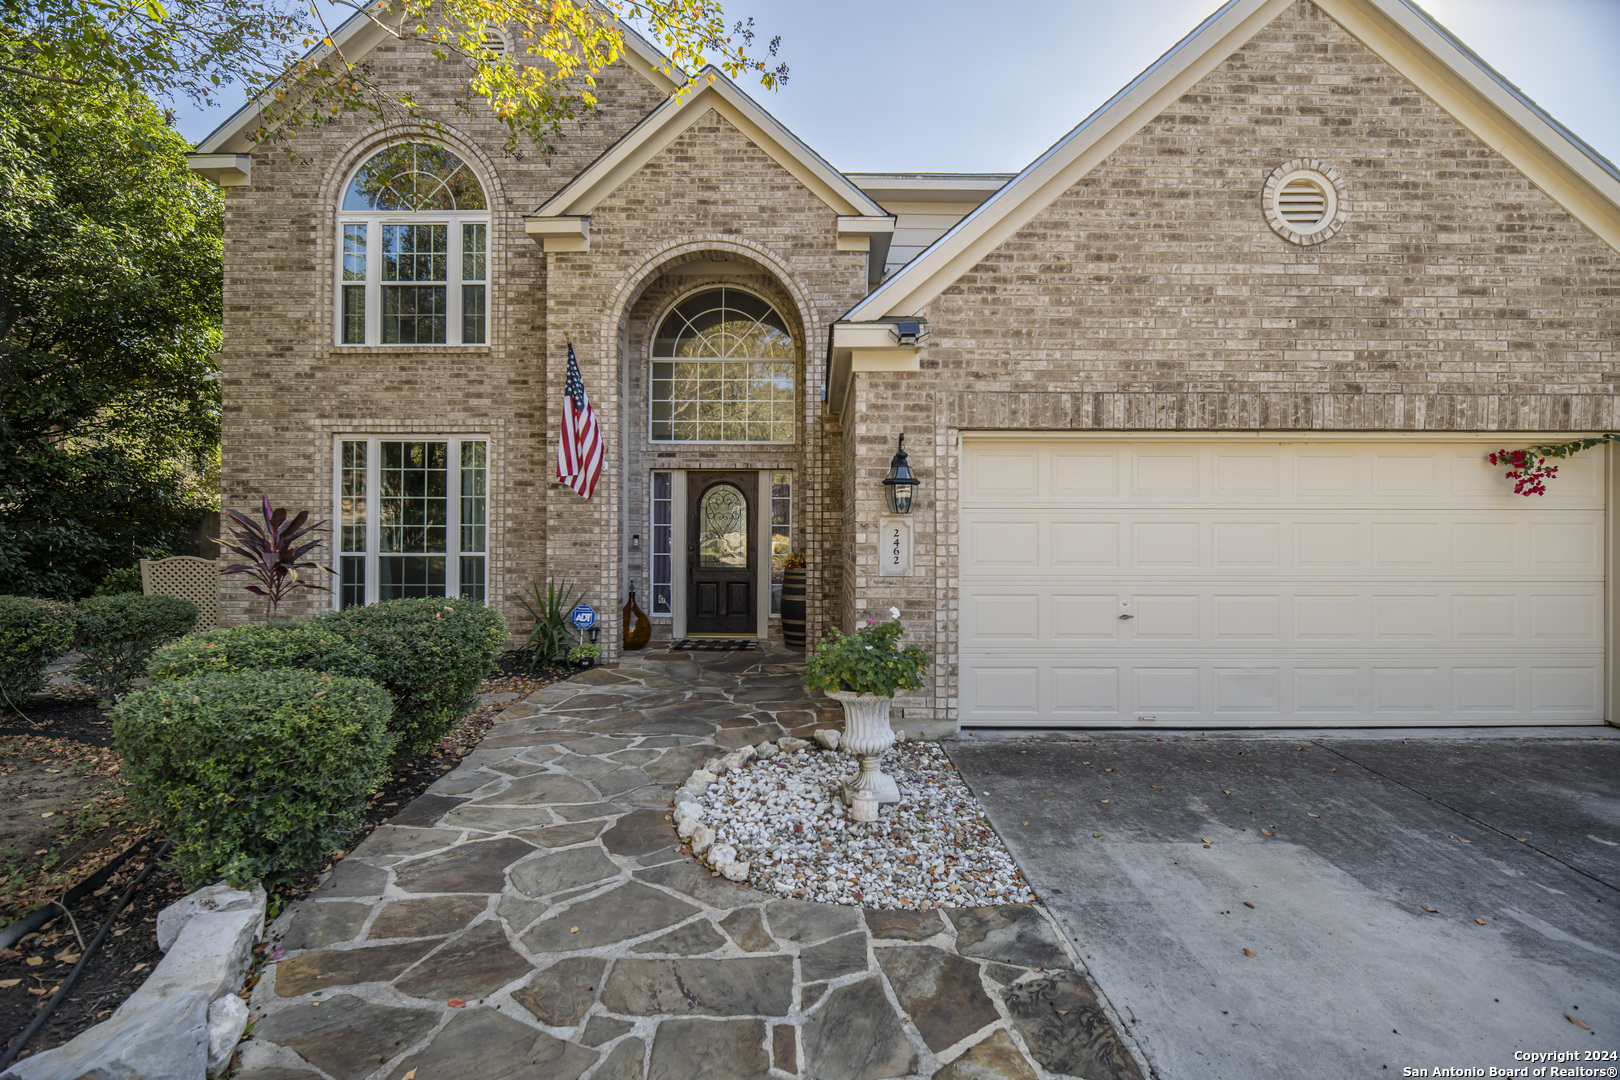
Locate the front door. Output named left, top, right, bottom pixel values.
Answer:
left=687, top=472, right=757, bottom=635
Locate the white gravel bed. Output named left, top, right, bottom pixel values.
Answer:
left=675, top=741, right=1036, bottom=909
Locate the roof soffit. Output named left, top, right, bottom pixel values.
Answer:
left=846, top=0, right=1620, bottom=321
left=532, top=71, right=888, bottom=219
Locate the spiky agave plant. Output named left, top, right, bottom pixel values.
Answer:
left=218, top=497, right=333, bottom=620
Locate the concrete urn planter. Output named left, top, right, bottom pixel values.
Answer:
left=829, top=690, right=900, bottom=806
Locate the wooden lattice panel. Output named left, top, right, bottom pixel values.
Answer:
left=141, top=557, right=220, bottom=630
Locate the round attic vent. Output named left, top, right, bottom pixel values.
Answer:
left=1262, top=159, right=1347, bottom=245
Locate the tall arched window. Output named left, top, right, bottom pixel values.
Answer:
left=649, top=287, right=795, bottom=443
left=336, top=142, right=489, bottom=346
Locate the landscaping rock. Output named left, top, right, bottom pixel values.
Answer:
left=1003, top=971, right=1143, bottom=1080
left=812, top=728, right=841, bottom=751
left=207, top=993, right=249, bottom=1079
left=601, top=956, right=794, bottom=1016
left=875, top=945, right=1000, bottom=1053
left=158, top=881, right=267, bottom=953
left=3, top=990, right=209, bottom=1080
left=688, top=824, right=715, bottom=856
left=119, top=907, right=263, bottom=1017
left=647, top=1018, right=768, bottom=1080
left=931, top=1030, right=1038, bottom=1080
left=801, top=978, right=916, bottom=1080
left=512, top=957, right=606, bottom=1025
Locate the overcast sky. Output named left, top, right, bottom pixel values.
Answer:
left=175, top=0, right=1620, bottom=176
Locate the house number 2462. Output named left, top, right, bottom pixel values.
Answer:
left=878, top=516, right=912, bottom=578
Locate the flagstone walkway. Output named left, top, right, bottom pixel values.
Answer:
left=233, top=648, right=1144, bottom=1080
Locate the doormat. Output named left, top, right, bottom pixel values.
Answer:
left=672, top=638, right=758, bottom=652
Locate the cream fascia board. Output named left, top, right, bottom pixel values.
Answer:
left=836, top=215, right=896, bottom=254
left=193, top=6, right=681, bottom=155
left=533, top=70, right=888, bottom=220
left=825, top=321, right=924, bottom=418
left=846, top=0, right=1620, bottom=321
left=187, top=153, right=252, bottom=186
left=524, top=215, right=590, bottom=252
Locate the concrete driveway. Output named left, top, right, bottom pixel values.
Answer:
left=947, top=729, right=1620, bottom=1080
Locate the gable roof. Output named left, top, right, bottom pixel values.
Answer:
left=192, top=8, right=682, bottom=154
left=530, top=66, right=888, bottom=219
left=844, top=0, right=1620, bottom=322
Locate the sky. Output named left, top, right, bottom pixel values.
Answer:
left=174, top=0, right=1620, bottom=176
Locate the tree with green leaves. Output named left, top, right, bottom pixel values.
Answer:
left=0, top=69, right=223, bottom=598
left=2, top=0, right=786, bottom=152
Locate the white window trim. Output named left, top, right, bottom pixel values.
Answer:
left=332, top=434, right=490, bottom=608
left=649, top=469, right=675, bottom=619
left=334, top=168, right=490, bottom=347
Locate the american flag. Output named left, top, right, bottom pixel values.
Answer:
left=557, top=343, right=603, bottom=500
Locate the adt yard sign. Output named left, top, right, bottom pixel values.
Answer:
left=569, top=604, right=597, bottom=632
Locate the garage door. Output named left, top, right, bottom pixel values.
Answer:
left=959, top=437, right=1607, bottom=727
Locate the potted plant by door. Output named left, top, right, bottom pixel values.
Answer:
left=803, top=608, right=929, bottom=808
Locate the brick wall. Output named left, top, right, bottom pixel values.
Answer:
left=217, top=48, right=667, bottom=627
left=847, top=0, right=1620, bottom=725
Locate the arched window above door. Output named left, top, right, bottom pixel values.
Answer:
left=650, top=287, right=796, bottom=443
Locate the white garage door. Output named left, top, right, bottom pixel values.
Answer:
left=959, top=437, right=1607, bottom=727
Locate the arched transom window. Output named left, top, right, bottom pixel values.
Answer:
left=650, top=287, right=795, bottom=443
left=337, top=142, right=489, bottom=346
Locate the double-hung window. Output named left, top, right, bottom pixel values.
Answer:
left=337, top=143, right=488, bottom=346
left=336, top=436, right=488, bottom=607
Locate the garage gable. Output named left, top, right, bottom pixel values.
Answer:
left=846, top=0, right=1620, bottom=322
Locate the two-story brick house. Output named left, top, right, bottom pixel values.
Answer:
left=190, top=0, right=1620, bottom=733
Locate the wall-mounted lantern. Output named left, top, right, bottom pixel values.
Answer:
left=882, top=434, right=922, bottom=515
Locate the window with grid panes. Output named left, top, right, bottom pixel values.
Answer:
left=336, top=436, right=488, bottom=607
left=650, top=288, right=795, bottom=443
left=770, top=471, right=790, bottom=614
left=337, top=143, right=488, bottom=346
left=650, top=471, right=673, bottom=614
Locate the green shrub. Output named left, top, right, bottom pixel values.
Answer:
left=319, top=597, right=507, bottom=755
left=805, top=613, right=929, bottom=697
left=73, top=593, right=199, bottom=702
left=149, top=622, right=374, bottom=683
left=92, top=565, right=145, bottom=597
left=113, top=669, right=395, bottom=887
left=0, top=596, right=77, bottom=706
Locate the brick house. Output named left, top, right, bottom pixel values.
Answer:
left=190, top=0, right=1620, bottom=733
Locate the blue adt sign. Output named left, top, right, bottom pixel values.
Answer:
left=568, top=604, right=597, bottom=631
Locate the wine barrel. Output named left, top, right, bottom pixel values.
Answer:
left=781, top=568, right=807, bottom=649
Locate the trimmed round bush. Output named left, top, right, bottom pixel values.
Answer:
left=113, top=669, right=395, bottom=887
left=318, top=597, right=507, bottom=756
left=0, top=595, right=76, bottom=705
left=73, top=592, right=199, bottom=702
left=149, top=622, right=375, bottom=683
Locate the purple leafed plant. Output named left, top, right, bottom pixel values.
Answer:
left=218, top=498, right=333, bottom=620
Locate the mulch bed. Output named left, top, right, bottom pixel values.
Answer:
left=0, top=658, right=569, bottom=1061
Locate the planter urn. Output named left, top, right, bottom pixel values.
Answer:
left=829, top=690, right=900, bottom=806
